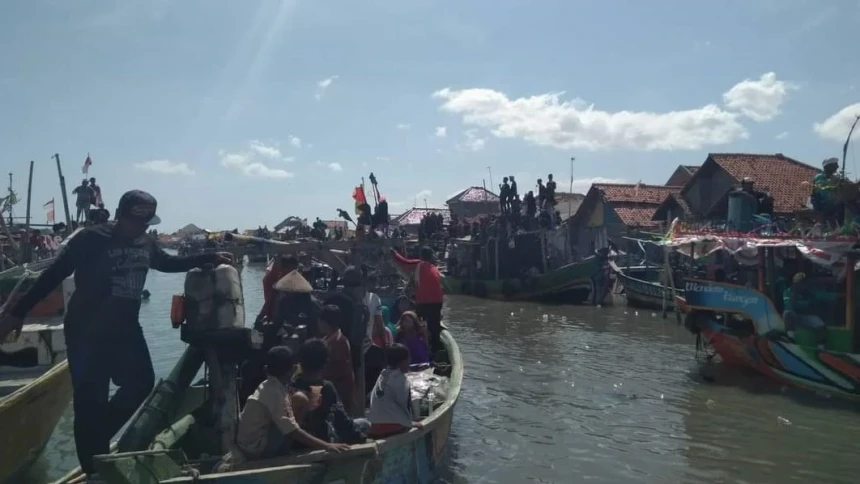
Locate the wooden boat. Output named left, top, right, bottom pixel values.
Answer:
left=53, top=328, right=462, bottom=484
left=0, top=259, right=66, bottom=317
left=671, top=231, right=860, bottom=400
left=611, top=262, right=682, bottom=310
left=0, top=263, right=73, bottom=484
left=53, top=256, right=461, bottom=484
left=443, top=255, right=609, bottom=304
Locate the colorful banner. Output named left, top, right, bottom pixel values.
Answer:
left=44, top=199, right=55, bottom=224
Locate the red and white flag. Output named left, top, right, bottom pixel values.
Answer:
left=82, top=154, right=93, bottom=175
left=44, top=199, right=55, bottom=224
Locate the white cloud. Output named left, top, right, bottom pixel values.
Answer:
left=775, top=131, right=789, bottom=140
left=283, top=156, right=296, bottom=163
left=461, top=130, right=485, bottom=151
left=722, top=72, right=795, bottom=122
left=813, top=102, right=860, bottom=141
left=219, top=149, right=293, bottom=179
left=327, top=162, right=343, bottom=172
left=415, top=189, right=432, bottom=199
left=249, top=140, right=282, bottom=159
left=433, top=75, right=798, bottom=151
left=434, top=126, right=447, bottom=137
left=134, top=159, right=195, bottom=175
left=376, top=156, right=390, bottom=162
left=396, top=123, right=411, bottom=130
left=289, top=135, right=302, bottom=148
left=314, top=76, right=338, bottom=100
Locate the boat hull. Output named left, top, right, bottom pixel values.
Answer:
left=612, top=266, right=681, bottom=311
left=0, top=360, right=73, bottom=484
left=697, top=323, right=860, bottom=401
left=443, top=256, right=610, bottom=304
left=55, top=329, right=463, bottom=484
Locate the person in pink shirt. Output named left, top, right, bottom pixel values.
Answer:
left=390, top=246, right=444, bottom=353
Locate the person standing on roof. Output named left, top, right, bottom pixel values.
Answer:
left=390, top=246, right=444, bottom=353
left=0, top=190, right=233, bottom=481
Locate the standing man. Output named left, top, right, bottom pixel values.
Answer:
left=390, top=246, right=444, bottom=353
left=72, top=179, right=95, bottom=223
left=340, top=265, right=383, bottom=416
left=0, top=190, right=232, bottom=481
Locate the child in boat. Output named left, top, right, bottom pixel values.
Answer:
left=291, top=339, right=370, bottom=445
left=318, top=305, right=355, bottom=408
left=368, top=343, right=424, bottom=437
left=236, top=346, right=348, bottom=460
left=394, top=311, right=431, bottom=365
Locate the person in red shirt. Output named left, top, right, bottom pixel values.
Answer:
left=390, top=246, right=444, bottom=353
left=256, top=255, right=299, bottom=324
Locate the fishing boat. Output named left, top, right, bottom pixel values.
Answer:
left=0, top=262, right=74, bottom=484
left=610, top=238, right=682, bottom=310
left=442, top=230, right=611, bottom=304
left=53, top=261, right=462, bottom=484
left=670, top=230, right=860, bottom=400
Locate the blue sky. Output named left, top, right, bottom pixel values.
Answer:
left=2, top=0, right=860, bottom=232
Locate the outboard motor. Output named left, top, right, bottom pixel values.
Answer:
left=179, top=263, right=256, bottom=454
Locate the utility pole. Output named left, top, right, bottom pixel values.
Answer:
left=569, top=156, right=575, bottom=193
left=486, top=166, right=493, bottom=192
left=7, top=172, right=13, bottom=226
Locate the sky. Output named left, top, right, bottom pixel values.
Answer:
left=2, top=0, right=860, bottom=232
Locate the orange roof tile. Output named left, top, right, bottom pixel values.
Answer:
left=702, top=153, right=819, bottom=214
left=614, top=206, right=662, bottom=228
left=594, top=183, right=682, bottom=204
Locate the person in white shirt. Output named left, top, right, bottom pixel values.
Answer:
left=367, top=343, right=424, bottom=438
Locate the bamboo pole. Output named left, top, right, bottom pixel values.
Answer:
left=53, top=153, right=72, bottom=234
left=23, top=160, right=34, bottom=263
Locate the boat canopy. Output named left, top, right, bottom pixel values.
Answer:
left=663, top=231, right=859, bottom=277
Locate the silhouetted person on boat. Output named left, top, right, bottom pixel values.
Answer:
left=545, top=174, right=557, bottom=209
left=89, top=177, right=103, bottom=207
left=499, top=177, right=511, bottom=214
left=0, top=190, right=232, bottom=480
left=782, top=272, right=826, bottom=348
left=72, top=179, right=95, bottom=223
left=256, top=255, right=299, bottom=324
left=389, top=246, right=444, bottom=354
left=536, top=179, right=546, bottom=209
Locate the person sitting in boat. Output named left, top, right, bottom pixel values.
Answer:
left=318, top=305, right=355, bottom=409
left=256, top=255, right=299, bottom=325
left=290, top=339, right=370, bottom=445
left=811, top=157, right=842, bottom=220
left=782, top=272, right=827, bottom=348
left=394, top=311, right=431, bottom=366
left=389, top=246, right=444, bottom=353
left=236, top=346, right=349, bottom=461
left=271, top=270, right=321, bottom=339
left=368, top=343, right=425, bottom=438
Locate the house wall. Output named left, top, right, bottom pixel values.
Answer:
left=448, top=201, right=500, bottom=219
left=569, top=200, right=626, bottom=259
left=684, top=165, right=735, bottom=215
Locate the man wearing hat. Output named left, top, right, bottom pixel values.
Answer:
left=0, top=189, right=232, bottom=480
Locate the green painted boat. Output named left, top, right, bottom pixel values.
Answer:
left=443, top=255, right=611, bottom=304
left=53, top=328, right=463, bottom=484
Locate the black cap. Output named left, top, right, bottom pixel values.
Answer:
left=117, top=190, right=161, bottom=226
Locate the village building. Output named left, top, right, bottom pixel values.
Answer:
left=569, top=183, right=682, bottom=258
left=664, top=165, right=699, bottom=187
left=445, top=186, right=500, bottom=219
left=651, top=153, right=819, bottom=224
left=391, top=207, right=450, bottom=236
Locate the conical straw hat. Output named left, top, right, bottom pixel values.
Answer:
left=273, top=269, right=313, bottom=293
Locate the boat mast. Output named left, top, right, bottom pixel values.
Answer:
left=841, top=114, right=860, bottom=179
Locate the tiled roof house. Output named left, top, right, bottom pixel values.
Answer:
left=652, top=153, right=819, bottom=221
left=446, top=186, right=500, bottom=218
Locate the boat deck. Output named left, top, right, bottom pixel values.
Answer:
left=0, top=366, right=51, bottom=398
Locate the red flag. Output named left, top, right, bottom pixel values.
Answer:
left=352, top=185, right=367, bottom=215
left=82, top=153, right=92, bottom=175
left=44, top=199, right=55, bottom=224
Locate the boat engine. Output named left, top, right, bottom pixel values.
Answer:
left=179, top=263, right=259, bottom=454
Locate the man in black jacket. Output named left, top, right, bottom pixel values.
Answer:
left=0, top=190, right=231, bottom=480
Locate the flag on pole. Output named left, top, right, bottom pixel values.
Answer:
left=82, top=153, right=93, bottom=175
left=352, top=185, right=367, bottom=215
left=44, top=199, right=55, bottom=224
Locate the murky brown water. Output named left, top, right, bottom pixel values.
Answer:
left=22, top=266, right=860, bottom=483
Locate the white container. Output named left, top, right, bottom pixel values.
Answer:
left=183, top=264, right=245, bottom=333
